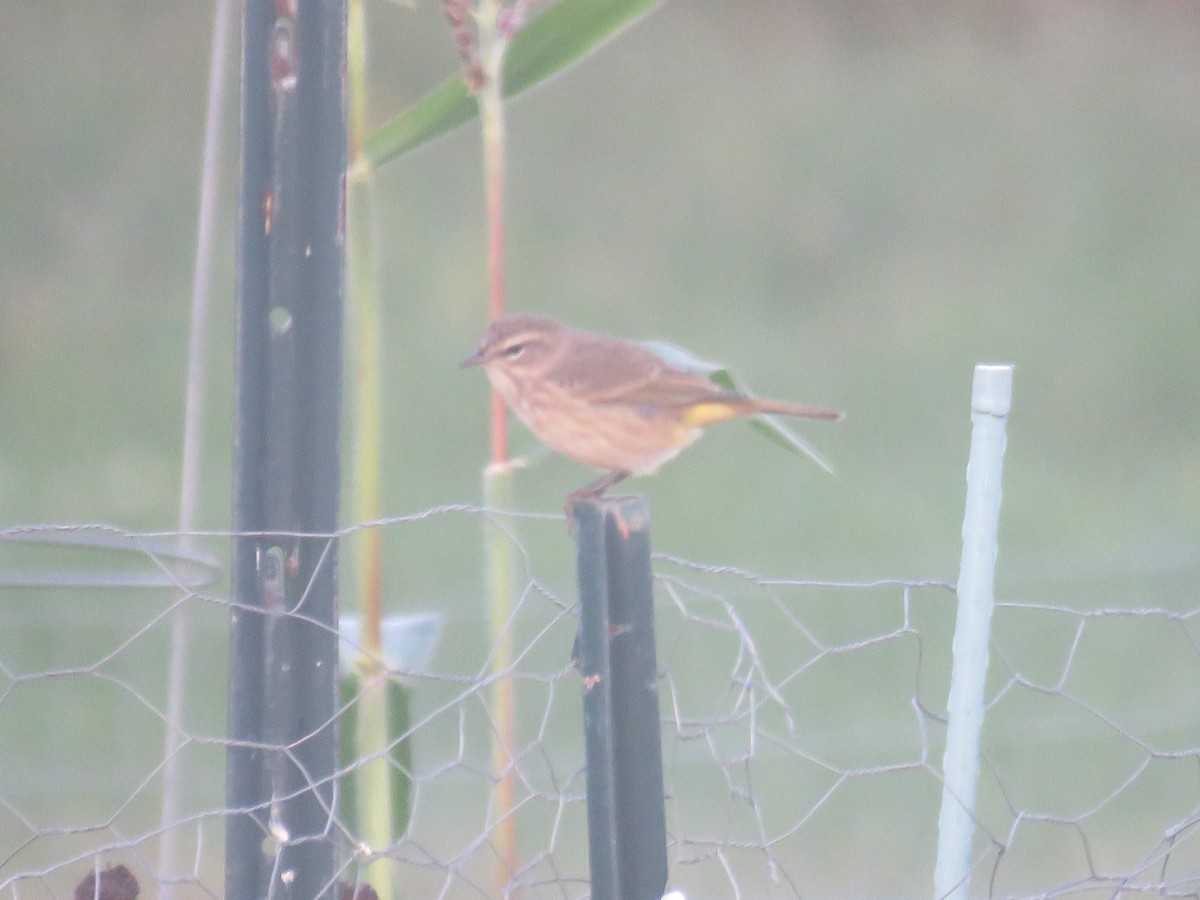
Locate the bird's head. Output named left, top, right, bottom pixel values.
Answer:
left=460, top=313, right=564, bottom=381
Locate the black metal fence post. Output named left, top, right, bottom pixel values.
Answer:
left=573, top=495, right=669, bottom=900
left=228, top=1, right=346, bottom=898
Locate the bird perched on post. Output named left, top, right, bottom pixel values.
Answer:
left=461, top=313, right=842, bottom=499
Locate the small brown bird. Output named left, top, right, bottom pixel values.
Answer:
left=461, top=313, right=842, bottom=498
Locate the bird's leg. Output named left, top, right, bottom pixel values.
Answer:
left=565, top=470, right=629, bottom=534
left=575, top=470, right=629, bottom=498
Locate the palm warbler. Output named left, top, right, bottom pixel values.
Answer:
left=461, top=313, right=842, bottom=497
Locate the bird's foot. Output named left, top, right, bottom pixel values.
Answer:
left=564, top=471, right=630, bottom=536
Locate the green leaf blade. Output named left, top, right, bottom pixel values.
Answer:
left=642, top=340, right=837, bottom=474
left=362, top=77, right=475, bottom=167
left=503, top=0, right=666, bottom=96
left=363, top=0, right=669, bottom=168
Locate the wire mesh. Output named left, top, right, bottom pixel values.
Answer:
left=1, top=514, right=1198, bottom=898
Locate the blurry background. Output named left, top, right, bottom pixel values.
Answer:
left=3, top=1, right=1198, bottom=570
left=1, top=1, right=1198, bottom=896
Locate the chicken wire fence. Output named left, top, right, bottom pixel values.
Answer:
left=1, top=513, right=1199, bottom=899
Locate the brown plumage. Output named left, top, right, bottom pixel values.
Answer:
left=462, top=313, right=842, bottom=497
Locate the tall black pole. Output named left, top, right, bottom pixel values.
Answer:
left=227, top=2, right=346, bottom=898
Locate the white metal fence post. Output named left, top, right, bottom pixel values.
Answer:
left=934, top=364, right=1013, bottom=899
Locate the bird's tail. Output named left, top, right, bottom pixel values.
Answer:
left=747, top=397, right=843, bottom=421
left=682, top=396, right=843, bottom=427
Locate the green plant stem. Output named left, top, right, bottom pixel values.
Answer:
left=353, top=666, right=396, bottom=898
left=476, top=5, right=519, bottom=890
left=347, top=1, right=395, bottom=896
left=348, top=0, right=383, bottom=664
left=478, top=1, right=509, bottom=463
left=483, top=461, right=518, bottom=894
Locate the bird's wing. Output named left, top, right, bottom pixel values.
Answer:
left=547, top=332, right=733, bottom=407
left=607, top=366, right=734, bottom=407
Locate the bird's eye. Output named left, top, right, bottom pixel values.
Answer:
left=503, top=342, right=525, bottom=358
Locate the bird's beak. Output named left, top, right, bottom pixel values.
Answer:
left=459, top=348, right=485, bottom=369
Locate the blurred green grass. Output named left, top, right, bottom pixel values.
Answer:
left=1, top=2, right=1199, bottom=896
left=1, top=3, right=1197, bottom=570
